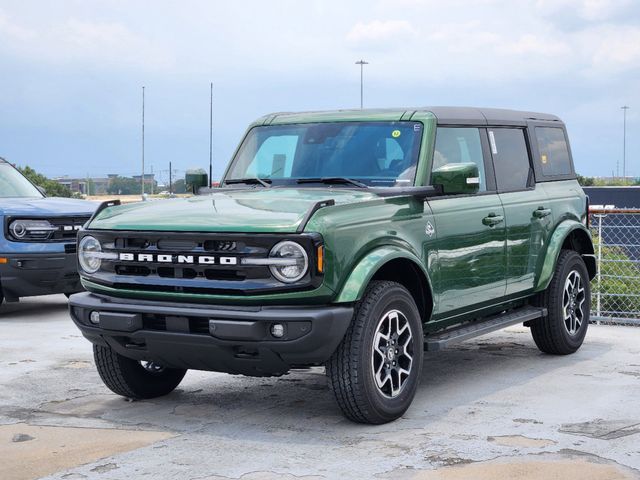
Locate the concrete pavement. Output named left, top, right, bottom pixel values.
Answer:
left=1, top=294, right=639, bottom=479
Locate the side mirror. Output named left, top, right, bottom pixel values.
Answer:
left=36, top=185, right=47, bottom=196
left=431, top=162, right=480, bottom=195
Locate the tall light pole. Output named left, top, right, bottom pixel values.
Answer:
left=622, top=105, right=630, bottom=181
left=141, top=86, right=145, bottom=197
left=209, top=82, right=213, bottom=187
left=355, top=59, right=369, bottom=109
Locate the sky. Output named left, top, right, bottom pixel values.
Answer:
left=0, top=0, right=638, bottom=183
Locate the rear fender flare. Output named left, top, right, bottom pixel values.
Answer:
left=535, top=220, right=595, bottom=292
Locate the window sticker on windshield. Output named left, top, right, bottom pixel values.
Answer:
left=413, top=124, right=421, bottom=131
left=541, top=154, right=548, bottom=164
left=392, top=130, right=401, bottom=138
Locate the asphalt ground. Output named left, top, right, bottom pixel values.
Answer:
left=1, top=294, right=639, bottom=480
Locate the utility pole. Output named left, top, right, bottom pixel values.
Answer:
left=355, top=60, right=369, bottom=109
left=169, top=161, right=172, bottom=196
left=622, top=105, right=630, bottom=181
left=209, top=82, right=213, bottom=187
left=141, top=86, right=145, bottom=197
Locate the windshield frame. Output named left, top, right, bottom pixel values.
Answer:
left=0, top=163, right=45, bottom=199
left=222, top=121, right=424, bottom=189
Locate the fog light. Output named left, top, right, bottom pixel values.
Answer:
left=270, top=323, right=285, bottom=338
left=89, top=311, right=100, bottom=325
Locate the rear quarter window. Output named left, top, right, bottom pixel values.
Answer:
left=535, top=127, right=573, bottom=176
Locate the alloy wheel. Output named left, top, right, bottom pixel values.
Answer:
left=563, top=270, right=586, bottom=335
left=371, top=309, right=414, bottom=398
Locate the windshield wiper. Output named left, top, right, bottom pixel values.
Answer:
left=224, top=177, right=271, bottom=187
left=296, top=177, right=367, bottom=188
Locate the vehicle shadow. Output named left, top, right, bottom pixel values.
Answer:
left=0, top=294, right=68, bottom=320
left=33, top=327, right=609, bottom=444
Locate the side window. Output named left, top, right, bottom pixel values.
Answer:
left=489, top=128, right=531, bottom=191
left=535, top=127, right=572, bottom=176
left=246, top=135, right=298, bottom=178
left=432, top=127, right=487, bottom=191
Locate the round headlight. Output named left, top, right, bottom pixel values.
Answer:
left=78, top=235, right=102, bottom=274
left=9, top=221, right=27, bottom=238
left=268, top=241, right=308, bottom=283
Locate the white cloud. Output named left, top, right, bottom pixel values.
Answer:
left=346, top=20, right=417, bottom=44
left=534, top=0, right=635, bottom=22
left=499, top=34, right=571, bottom=57
left=0, top=10, right=36, bottom=41
left=0, top=10, right=172, bottom=71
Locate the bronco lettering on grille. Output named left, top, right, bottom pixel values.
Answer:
left=118, top=253, right=237, bottom=265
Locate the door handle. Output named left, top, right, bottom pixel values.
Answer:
left=482, top=213, right=504, bottom=227
left=533, top=207, right=552, bottom=218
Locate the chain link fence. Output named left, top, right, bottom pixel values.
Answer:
left=589, top=208, right=640, bottom=325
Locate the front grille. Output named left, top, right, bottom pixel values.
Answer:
left=142, top=314, right=211, bottom=335
left=49, top=217, right=91, bottom=241
left=84, top=230, right=323, bottom=297
left=6, top=216, right=90, bottom=243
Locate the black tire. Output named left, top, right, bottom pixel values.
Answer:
left=93, top=344, right=187, bottom=399
left=326, top=280, right=424, bottom=424
left=531, top=250, right=590, bottom=355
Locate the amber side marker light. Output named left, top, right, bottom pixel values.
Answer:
left=0, top=258, right=8, bottom=264
left=317, top=246, right=324, bottom=273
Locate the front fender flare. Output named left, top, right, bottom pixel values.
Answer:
left=535, top=220, right=594, bottom=292
left=335, top=246, right=432, bottom=303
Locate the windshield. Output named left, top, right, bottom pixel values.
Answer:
left=225, top=121, right=422, bottom=187
left=0, top=164, right=43, bottom=198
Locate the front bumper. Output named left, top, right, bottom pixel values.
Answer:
left=69, top=292, right=354, bottom=376
left=0, top=251, right=83, bottom=300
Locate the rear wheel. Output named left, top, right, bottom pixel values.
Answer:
left=326, top=281, right=424, bottom=424
left=531, top=250, right=590, bottom=355
left=93, top=344, right=187, bottom=399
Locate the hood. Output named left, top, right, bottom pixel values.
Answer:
left=89, top=188, right=380, bottom=233
left=0, top=196, right=98, bottom=217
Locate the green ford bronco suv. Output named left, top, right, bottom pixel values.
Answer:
left=69, top=107, right=595, bottom=424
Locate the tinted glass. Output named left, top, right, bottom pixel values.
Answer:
left=536, top=127, right=572, bottom=176
left=490, top=128, right=531, bottom=191
left=432, top=127, right=486, bottom=191
left=226, top=122, right=422, bottom=187
left=0, top=164, right=43, bottom=198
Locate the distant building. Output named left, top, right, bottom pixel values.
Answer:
left=132, top=174, right=156, bottom=188
left=54, top=175, right=117, bottom=195
left=54, top=173, right=156, bottom=195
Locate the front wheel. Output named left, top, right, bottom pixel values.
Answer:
left=531, top=249, right=590, bottom=355
left=326, top=281, right=424, bottom=424
left=93, top=344, right=187, bottom=399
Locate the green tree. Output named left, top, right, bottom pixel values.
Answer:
left=107, top=176, right=140, bottom=195
left=17, top=166, right=73, bottom=197
left=172, top=178, right=187, bottom=194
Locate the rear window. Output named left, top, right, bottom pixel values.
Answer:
left=536, top=127, right=572, bottom=176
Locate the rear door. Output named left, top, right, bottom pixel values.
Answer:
left=428, top=127, right=507, bottom=317
left=489, top=127, right=552, bottom=296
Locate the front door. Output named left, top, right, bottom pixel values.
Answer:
left=428, top=127, right=507, bottom=317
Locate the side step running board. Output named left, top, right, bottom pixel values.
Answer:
left=424, top=306, right=547, bottom=351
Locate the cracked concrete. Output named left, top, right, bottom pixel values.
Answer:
left=1, top=295, right=640, bottom=480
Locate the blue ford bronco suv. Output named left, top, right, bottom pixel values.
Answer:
left=0, top=158, right=96, bottom=305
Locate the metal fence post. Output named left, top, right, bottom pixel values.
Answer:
left=596, top=214, right=603, bottom=321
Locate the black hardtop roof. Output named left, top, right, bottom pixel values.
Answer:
left=262, top=106, right=563, bottom=127
left=425, top=106, right=562, bottom=125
